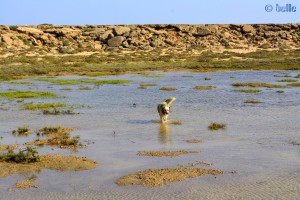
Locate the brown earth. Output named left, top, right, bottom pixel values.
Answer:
left=137, top=150, right=200, bottom=157
left=14, top=175, right=38, bottom=190
left=0, top=154, right=97, bottom=178
left=116, top=167, right=223, bottom=187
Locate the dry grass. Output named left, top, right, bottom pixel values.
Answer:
left=244, top=99, right=262, bottom=104
left=160, top=87, right=177, bottom=91
left=232, top=82, right=285, bottom=88
left=234, top=89, right=261, bottom=93
left=194, top=85, right=216, bottom=90
left=208, top=122, right=227, bottom=131
left=137, top=150, right=200, bottom=157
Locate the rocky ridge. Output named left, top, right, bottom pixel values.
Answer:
left=0, top=24, right=299, bottom=54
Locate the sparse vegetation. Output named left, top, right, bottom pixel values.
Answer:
left=12, top=126, right=31, bottom=136
left=21, top=102, right=67, bottom=111
left=287, top=83, right=300, bottom=87
left=37, top=78, right=131, bottom=85
left=0, top=49, right=300, bottom=80
left=244, top=100, right=262, bottom=104
left=185, top=139, right=203, bottom=143
left=17, top=36, right=32, bottom=46
left=194, top=85, right=216, bottom=90
left=137, top=150, right=199, bottom=157
left=9, top=26, right=18, bottom=31
left=232, top=82, right=285, bottom=88
left=160, top=87, right=177, bottom=91
left=0, top=146, right=40, bottom=163
left=142, top=74, right=165, bottom=78
left=79, top=86, right=92, bottom=90
left=208, top=122, right=227, bottom=131
left=234, top=89, right=261, bottom=93
left=139, top=83, right=157, bottom=87
left=290, top=141, right=300, bottom=145
left=42, top=108, right=78, bottom=115
left=277, top=79, right=298, bottom=82
left=8, top=81, right=33, bottom=85
left=0, top=91, right=60, bottom=99
left=27, top=126, right=83, bottom=149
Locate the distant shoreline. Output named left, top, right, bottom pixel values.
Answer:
left=0, top=24, right=299, bottom=79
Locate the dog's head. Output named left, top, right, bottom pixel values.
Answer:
left=161, top=104, right=170, bottom=115
left=162, top=97, right=176, bottom=115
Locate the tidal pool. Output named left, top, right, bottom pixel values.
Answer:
left=0, top=70, right=300, bottom=199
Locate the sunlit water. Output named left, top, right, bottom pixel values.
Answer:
left=0, top=70, right=299, bottom=199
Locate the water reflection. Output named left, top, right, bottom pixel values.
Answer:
left=158, top=123, right=172, bottom=144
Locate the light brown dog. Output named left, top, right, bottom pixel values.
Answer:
left=157, top=97, right=176, bottom=123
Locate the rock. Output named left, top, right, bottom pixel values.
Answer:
left=279, top=32, right=288, bottom=39
left=1, top=34, right=13, bottom=46
left=16, top=27, right=43, bottom=37
left=150, top=40, right=158, bottom=47
left=99, top=30, right=114, bottom=41
left=193, top=27, right=211, bottom=37
left=242, top=25, right=256, bottom=34
left=107, top=36, right=124, bottom=47
left=29, top=36, right=40, bottom=46
left=39, top=34, right=59, bottom=46
left=122, top=40, right=130, bottom=48
left=94, top=41, right=102, bottom=50
left=114, top=26, right=131, bottom=36
left=264, top=32, right=277, bottom=38
left=165, top=39, right=175, bottom=46
left=44, top=28, right=81, bottom=37
left=223, top=32, right=232, bottom=39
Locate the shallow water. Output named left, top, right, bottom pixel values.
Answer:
left=0, top=70, right=300, bottom=199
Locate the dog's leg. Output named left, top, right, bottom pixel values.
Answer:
left=162, top=115, right=168, bottom=123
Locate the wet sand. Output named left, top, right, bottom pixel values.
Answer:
left=116, top=168, right=223, bottom=187
left=0, top=154, right=97, bottom=178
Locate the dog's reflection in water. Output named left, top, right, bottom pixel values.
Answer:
left=158, top=122, right=172, bottom=144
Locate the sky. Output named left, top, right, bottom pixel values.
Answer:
left=0, top=0, right=299, bottom=25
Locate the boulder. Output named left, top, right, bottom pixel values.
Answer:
left=16, top=27, right=43, bottom=37
left=193, top=27, right=211, bottom=37
left=114, top=26, right=130, bottom=36
left=99, top=30, right=114, bottom=41
left=44, top=28, right=81, bottom=37
left=107, top=36, right=124, bottom=47
left=242, top=25, right=256, bottom=34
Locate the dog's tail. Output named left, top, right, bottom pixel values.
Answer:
left=165, top=97, right=176, bottom=105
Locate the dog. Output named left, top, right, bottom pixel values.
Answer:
left=157, top=97, right=176, bottom=123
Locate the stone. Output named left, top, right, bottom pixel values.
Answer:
left=193, top=27, right=211, bottom=37
left=114, top=26, right=130, bottom=36
left=107, top=36, right=124, bottom=47
left=279, top=32, right=288, bottom=39
left=1, top=34, right=13, bottom=45
left=122, top=40, right=129, bottom=48
left=99, top=30, right=114, bottom=41
left=242, top=25, right=256, bottom=34
left=16, top=27, right=43, bottom=37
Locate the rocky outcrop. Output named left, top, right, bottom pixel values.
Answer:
left=0, top=24, right=299, bottom=54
